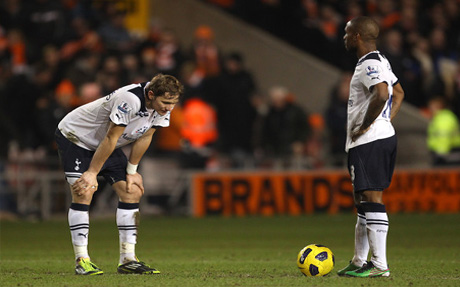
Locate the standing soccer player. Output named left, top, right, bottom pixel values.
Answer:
left=336, top=16, right=404, bottom=277
left=55, top=74, right=184, bottom=275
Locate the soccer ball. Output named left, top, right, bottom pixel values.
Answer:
left=297, top=244, right=335, bottom=277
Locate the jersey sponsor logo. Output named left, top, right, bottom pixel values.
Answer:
left=366, top=65, right=381, bottom=77
left=135, top=126, right=149, bottom=135
left=122, top=133, right=140, bottom=141
left=122, top=126, right=148, bottom=141
left=117, top=102, right=131, bottom=114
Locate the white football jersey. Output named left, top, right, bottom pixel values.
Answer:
left=346, top=50, right=399, bottom=152
left=58, top=82, right=170, bottom=151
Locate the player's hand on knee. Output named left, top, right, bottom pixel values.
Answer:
left=126, top=173, right=145, bottom=195
left=73, top=171, right=98, bottom=196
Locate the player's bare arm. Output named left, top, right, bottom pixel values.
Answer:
left=351, top=82, right=389, bottom=142
left=125, top=128, right=157, bottom=194
left=73, top=122, right=126, bottom=197
left=390, top=83, right=404, bottom=121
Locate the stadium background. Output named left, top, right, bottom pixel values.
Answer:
left=0, top=0, right=458, bottom=218
left=0, top=1, right=459, bottom=286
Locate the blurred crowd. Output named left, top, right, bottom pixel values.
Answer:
left=207, top=0, right=460, bottom=166
left=2, top=0, right=460, bottom=171
left=208, top=0, right=460, bottom=113
left=0, top=0, right=321, bottom=171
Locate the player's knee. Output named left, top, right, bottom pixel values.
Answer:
left=120, top=184, right=143, bottom=203
left=361, top=190, right=383, bottom=204
left=70, top=185, right=94, bottom=204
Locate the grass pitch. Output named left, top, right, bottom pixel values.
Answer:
left=1, top=214, right=459, bottom=286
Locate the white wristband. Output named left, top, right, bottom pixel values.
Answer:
left=126, top=162, right=138, bottom=175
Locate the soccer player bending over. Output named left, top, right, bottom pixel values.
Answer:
left=55, top=74, right=184, bottom=275
left=337, top=16, right=404, bottom=277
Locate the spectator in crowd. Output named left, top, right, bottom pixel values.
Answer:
left=3, top=65, right=49, bottom=151
left=66, top=52, right=101, bottom=87
left=120, top=53, right=143, bottom=84
left=139, top=47, right=159, bottom=81
left=259, top=86, right=310, bottom=168
left=426, top=96, right=460, bottom=166
left=180, top=97, right=218, bottom=169
left=35, top=79, right=79, bottom=154
left=380, top=29, right=423, bottom=108
left=34, top=45, right=65, bottom=89
left=428, top=27, right=458, bottom=99
left=96, top=55, right=122, bottom=95
left=325, top=72, right=352, bottom=167
left=4, top=29, right=27, bottom=75
left=411, top=37, right=434, bottom=105
left=190, top=25, right=221, bottom=78
left=22, top=0, right=69, bottom=63
left=0, top=0, right=27, bottom=31
left=138, top=18, right=164, bottom=51
left=211, top=52, right=258, bottom=167
left=179, top=61, right=207, bottom=102
left=79, top=81, right=103, bottom=105
left=97, top=10, right=134, bottom=54
left=60, top=17, right=104, bottom=61
left=454, top=59, right=460, bottom=116
left=154, top=29, right=184, bottom=78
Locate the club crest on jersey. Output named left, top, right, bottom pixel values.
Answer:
left=74, top=158, right=81, bottom=171
left=117, top=102, right=131, bottom=114
left=366, top=65, right=381, bottom=77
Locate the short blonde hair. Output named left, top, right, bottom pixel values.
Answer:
left=147, top=73, right=184, bottom=99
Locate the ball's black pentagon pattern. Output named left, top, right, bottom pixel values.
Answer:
left=309, top=264, right=319, bottom=276
left=299, top=248, right=313, bottom=264
left=315, top=251, right=328, bottom=262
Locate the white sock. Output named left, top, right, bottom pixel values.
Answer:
left=363, top=202, right=389, bottom=270
left=68, top=203, right=90, bottom=261
left=117, top=202, right=139, bottom=264
left=352, top=205, right=369, bottom=267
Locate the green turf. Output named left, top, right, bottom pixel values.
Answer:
left=1, top=214, right=459, bottom=286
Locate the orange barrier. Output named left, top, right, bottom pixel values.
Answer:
left=192, top=169, right=460, bottom=216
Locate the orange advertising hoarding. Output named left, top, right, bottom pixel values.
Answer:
left=192, top=169, right=460, bottom=216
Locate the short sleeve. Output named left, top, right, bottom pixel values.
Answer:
left=360, top=59, right=387, bottom=91
left=109, top=92, right=140, bottom=126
